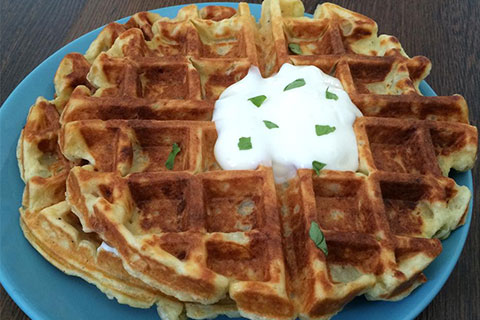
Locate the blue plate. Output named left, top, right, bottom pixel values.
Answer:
left=0, top=3, right=473, bottom=320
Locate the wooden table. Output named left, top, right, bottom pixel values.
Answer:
left=1, top=0, right=478, bottom=319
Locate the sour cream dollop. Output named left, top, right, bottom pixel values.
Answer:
left=212, top=63, right=362, bottom=183
left=97, top=242, right=119, bottom=256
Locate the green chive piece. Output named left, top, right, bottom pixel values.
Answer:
left=326, top=87, right=339, bottom=100
left=248, top=95, right=267, bottom=107
left=312, top=161, right=326, bottom=175
left=284, top=78, right=306, bottom=91
left=288, top=43, right=302, bottom=55
left=309, top=221, right=328, bottom=256
left=263, top=120, right=279, bottom=129
left=315, top=125, right=336, bottom=136
left=165, top=143, right=181, bottom=170
left=238, top=137, right=252, bottom=150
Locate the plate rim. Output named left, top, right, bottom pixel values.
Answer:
left=0, top=2, right=474, bottom=320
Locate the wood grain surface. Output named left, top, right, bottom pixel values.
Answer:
left=1, top=1, right=478, bottom=319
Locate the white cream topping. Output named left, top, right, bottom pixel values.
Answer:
left=97, top=242, right=119, bottom=256
left=212, top=63, right=363, bottom=183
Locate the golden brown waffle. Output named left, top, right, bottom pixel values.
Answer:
left=17, top=98, right=71, bottom=211
left=17, top=1, right=478, bottom=320
left=17, top=4, right=261, bottom=319
left=68, top=165, right=291, bottom=315
left=16, top=97, right=189, bottom=319
left=259, top=0, right=470, bottom=123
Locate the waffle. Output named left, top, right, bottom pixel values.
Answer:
left=16, top=95, right=190, bottom=319
left=16, top=1, right=477, bottom=320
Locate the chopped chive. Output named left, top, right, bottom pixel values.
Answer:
left=248, top=95, right=267, bottom=107
left=288, top=43, right=302, bottom=55
left=326, top=87, right=338, bottom=100
left=284, top=78, right=306, bottom=91
left=238, top=137, right=252, bottom=150
left=312, top=161, right=326, bottom=175
left=165, top=143, right=181, bottom=170
left=309, top=221, right=328, bottom=255
left=315, top=125, right=336, bottom=136
left=263, top=120, right=279, bottom=129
